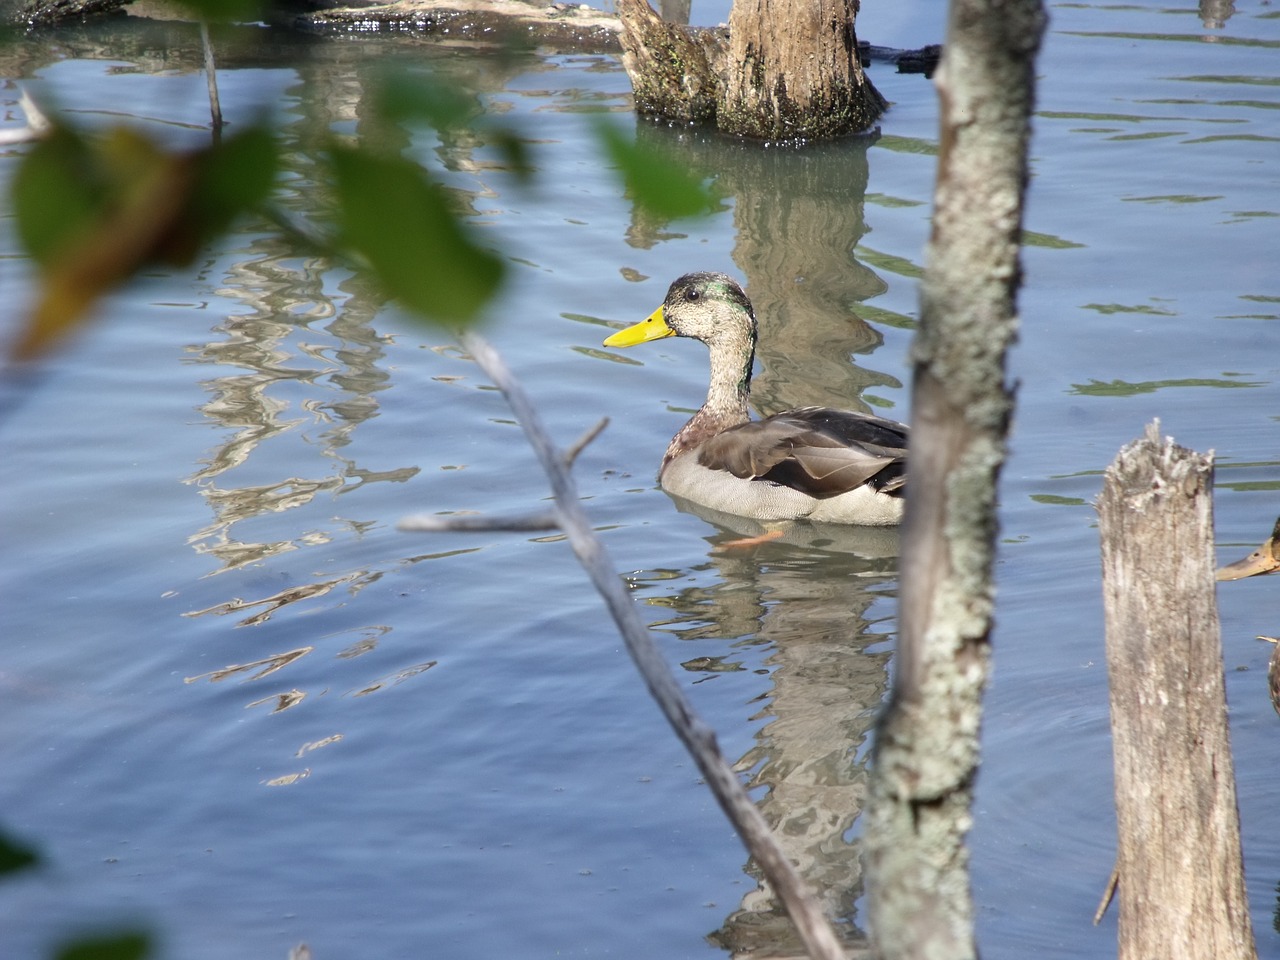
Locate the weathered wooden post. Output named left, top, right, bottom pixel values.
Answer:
left=1097, top=421, right=1256, bottom=960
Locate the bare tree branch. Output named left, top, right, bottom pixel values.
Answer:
left=563, top=416, right=609, bottom=468
left=0, top=90, right=52, bottom=146
left=200, top=19, right=224, bottom=132
left=402, top=331, right=852, bottom=960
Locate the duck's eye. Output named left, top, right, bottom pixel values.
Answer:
left=686, top=288, right=700, bottom=302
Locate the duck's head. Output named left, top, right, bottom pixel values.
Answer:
left=604, top=272, right=756, bottom=350
left=1216, top=516, right=1280, bottom=581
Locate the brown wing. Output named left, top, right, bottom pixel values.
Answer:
left=696, top=406, right=908, bottom=500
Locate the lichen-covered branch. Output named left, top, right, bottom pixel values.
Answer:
left=863, top=0, right=1045, bottom=957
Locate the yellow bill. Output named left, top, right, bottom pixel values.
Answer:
left=1216, top=544, right=1280, bottom=581
left=1216, top=517, right=1280, bottom=581
left=603, top=305, right=675, bottom=348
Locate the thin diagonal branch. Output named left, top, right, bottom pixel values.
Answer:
left=401, top=331, right=853, bottom=960
left=564, top=416, right=609, bottom=468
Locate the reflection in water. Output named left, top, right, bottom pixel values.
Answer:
left=173, top=48, right=456, bottom=759
left=299, top=734, right=345, bottom=757
left=185, top=241, right=418, bottom=575
left=247, top=689, right=307, bottom=713
left=1070, top=375, right=1264, bottom=397
left=170, top=42, right=592, bottom=794
left=1199, top=0, right=1235, bottom=31
left=184, top=647, right=313, bottom=718
left=182, top=571, right=381, bottom=626
left=264, top=769, right=312, bottom=787
left=336, top=625, right=392, bottom=659
left=630, top=517, right=898, bottom=955
left=183, top=645, right=314, bottom=684
left=625, top=118, right=904, bottom=955
left=178, top=37, right=539, bottom=642
left=632, top=125, right=902, bottom=417
left=346, top=660, right=439, bottom=698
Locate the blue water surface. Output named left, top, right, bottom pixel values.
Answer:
left=1, top=2, right=1278, bottom=959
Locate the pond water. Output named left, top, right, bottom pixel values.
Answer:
left=1, top=2, right=1278, bottom=959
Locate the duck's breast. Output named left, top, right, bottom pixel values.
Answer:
left=660, top=453, right=904, bottom=525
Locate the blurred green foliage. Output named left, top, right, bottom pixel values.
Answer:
left=594, top=118, right=715, bottom=220
left=11, top=122, right=278, bottom=360
left=54, top=932, right=152, bottom=960
left=6, top=69, right=712, bottom=361
left=0, top=829, right=39, bottom=875
left=2, top=827, right=151, bottom=958
left=329, top=144, right=506, bottom=323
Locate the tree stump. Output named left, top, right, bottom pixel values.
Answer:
left=722, top=0, right=884, bottom=139
left=1097, top=422, right=1256, bottom=960
left=616, top=0, right=726, bottom=124
left=616, top=0, right=885, bottom=140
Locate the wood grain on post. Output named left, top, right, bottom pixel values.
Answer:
left=1097, top=421, right=1256, bottom=960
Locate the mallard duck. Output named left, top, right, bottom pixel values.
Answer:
left=1215, top=516, right=1280, bottom=717
left=1215, top=516, right=1280, bottom=581
left=602, top=271, right=907, bottom=525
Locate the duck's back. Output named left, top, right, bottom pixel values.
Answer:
left=659, top=407, right=907, bottom=526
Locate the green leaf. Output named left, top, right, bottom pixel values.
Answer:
left=9, top=121, right=278, bottom=360
left=177, top=123, right=279, bottom=259
left=194, top=124, right=277, bottom=220
left=373, top=72, right=479, bottom=132
left=328, top=145, right=504, bottom=324
left=489, top=129, right=536, bottom=182
left=55, top=931, right=151, bottom=960
left=0, top=830, right=39, bottom=876
left=373, top=75, right=535, bottom=182
left=12, top=124, right=104, bottom=267
left=592, top=119, right=712, bottom=220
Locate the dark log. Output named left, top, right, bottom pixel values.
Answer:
left=1097, top=422, right=1256, bottom=960
left=18, top=0, right=125, bottom=25
left=300, top=0, right=623, bottom=50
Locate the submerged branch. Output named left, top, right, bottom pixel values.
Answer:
left=200, top=19, right=224, bottom=132
left=399, top=510, right=561, bottom=533
left=402, top=331, right=851, bottom=960
left=0, top=91, right=52, bottom=146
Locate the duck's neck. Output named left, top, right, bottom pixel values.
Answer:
left=661, top=336, right=754, bottom=470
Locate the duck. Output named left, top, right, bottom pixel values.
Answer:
left=1215, top=516, right=1280, bottom=716
left=602, top=271, right=907, bottom=525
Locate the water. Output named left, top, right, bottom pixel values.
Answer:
left=1, top=3, right=1278, bottom=959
